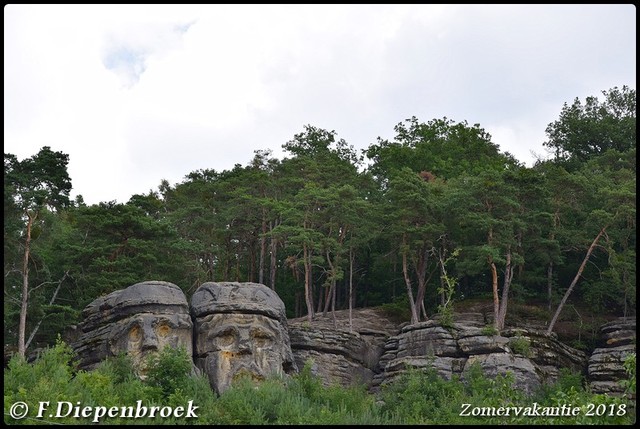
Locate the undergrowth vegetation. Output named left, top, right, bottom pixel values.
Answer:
left=4, top=341, right=636, bottom=425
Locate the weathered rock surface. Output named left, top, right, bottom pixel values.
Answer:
left=288, top=308, right=400, bottom=387
left=501, top=327, right=588, bottom=385
left=285, top=309, right=592, bottom=396
left=71, top=281, right=193, bottom=374
left=587, top=317, right=636, bottom=395
left=347, top=312, right=585, bottom=396
left=191, top=281, right=288, bottom=325
left=191, top=282, right=297, bottom=395
left=69, top=279, right=634, bottom=400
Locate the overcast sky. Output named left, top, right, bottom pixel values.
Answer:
left=4, top=4, right=636, bottom=205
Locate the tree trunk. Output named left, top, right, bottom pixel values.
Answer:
left=348, top=246, right=354, bottom=332
left=259, top=209, right=267, bottom=285
left=248, top=243, right=255, bottom=282
left=323, top=250, right=336, bottom=316
left=548, top=212, right=559, bottom=312
left=18, top=211, right=36, bottom=358
left=223, top=243, right=230, bottom=281
left=413, top=246, right=429, bottom=322
left=269, top=219, right=279, bottom=290
left=547, top=261, right=553, bottom=312
left=26, top=270, right=69, bottom=350
left=546, top=227, right=607, bottom=335
left=489, top=257, right=499, bottom=330
left=331, top=277, right=337, bottom=328
left=303, top=243, right=314, bottom=322
left=402, top=235, right=419, bottom=325
left=420, top=301, right=428, bottom=320
left=316, top=282, right=325, bottom=314
left=496, top=247, right=513, bottom=331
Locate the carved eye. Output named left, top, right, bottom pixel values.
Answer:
left=156, top=323, right=171, bottom=338
left=252, top=331, right=274, bottom=348
left=216, top=328, right=236, bottom=347
left=129, top=326, right=142, bottom=342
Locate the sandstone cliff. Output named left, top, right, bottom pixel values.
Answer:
left=288, top=308, right=634, bottom=397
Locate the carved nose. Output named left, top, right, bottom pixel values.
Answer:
left=237, top=339, right=253, bottom=355
left=141, top=325, right=159, bottom=351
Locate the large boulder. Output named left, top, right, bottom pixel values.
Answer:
left=588, top=317, right=636, bottom=396
left=72, top=281, right=193, bottom=377
left=371, top=313, right=587, bottom=396
left=288, top=308, right=400, bottom=387
left=191, top=282, right=297, bottom=395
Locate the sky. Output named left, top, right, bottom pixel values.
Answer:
left=4, top=4, right=636, bottom=205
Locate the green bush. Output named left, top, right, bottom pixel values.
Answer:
left=145, top=345, right=193, bottom=399
left=509, top=334, right=532, bottom=357
left=210, top=360, right=391, bottom=424
left=481, top=324, right=499, bottom=336
left=4, top=340, right=212, bottom=425
left=621, top=352, right=636, bottom=398
left=379, top=295, right=412, bottom=323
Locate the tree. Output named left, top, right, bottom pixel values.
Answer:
left=449, top=169, right=526, bottom=331
left=543, top=85, right=636, bottom=165
left=366, top=116, right=519, bottom=183
left=366, top=117, right=520, bottom=325
left=274, top=125, right=364, bottom=322
left=546, top=149, right=636, bottom=334
left=4, top=147, right=72, bottom=358
left=385, top=168, right=445, bottom=324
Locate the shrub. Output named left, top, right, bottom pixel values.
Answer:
left=379, top=295, right=412, bottom=323
left=144, top=346, right=193, bottom=398
left=4, top=339, right=637, bottom=425
left=481, top=325, right=499, bottom=336
left=509, top=334, right=532, bottom=357
left=621, top=353, right=636, bottom=397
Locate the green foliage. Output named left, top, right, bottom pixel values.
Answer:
left=379, top=367, right=466, bottom=424
left=379, top=295, right=412, bottom=323
left=509, top=333, right=532, bottom=357
left=194, top=359, right=389, bottom=425
left=4, top=146, right=72, bottom=211
left=4, top=147, right=74, bottom=356
left=481, top=325, right=499, bottom=336
left=145, top=345, right=194, bottom=399
left=4, top=341, right=212, bottom=425
left=366, top=116, right=519, bottom=181
left=621, top=353, right=636, bottom=398
left=544, top=85, right=636, bottom=164
left=378, top=363, right=635, bottom=425
left=379, top=363, right=527, bottom=424
left=437, top=248, right=460, bottom=329
left=4, top=340, right=636, bottom=425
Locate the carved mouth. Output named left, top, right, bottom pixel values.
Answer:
left=232, top=368, right=265, bottom=383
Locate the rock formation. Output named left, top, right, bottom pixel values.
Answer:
left=70, top=279, right=634, bottom=400
left=71, top=280, right=193, bottom=377
left=191, top=282, right=297, bottom=395
left=288, top=308, right=399, bottom=387
left=288, top=310, right=587, bottom=397
left=588, top=317, right=636, bottom=395
left=376, top=316, right=586, bottom=395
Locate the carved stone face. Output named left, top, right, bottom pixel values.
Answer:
left=72, top=281, right=193, bottom=377
left=109, top=313, right=193, bottom=378
left=191, top=282, right=297, bottom=395
left=195, top=313, right=289, bottom=394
